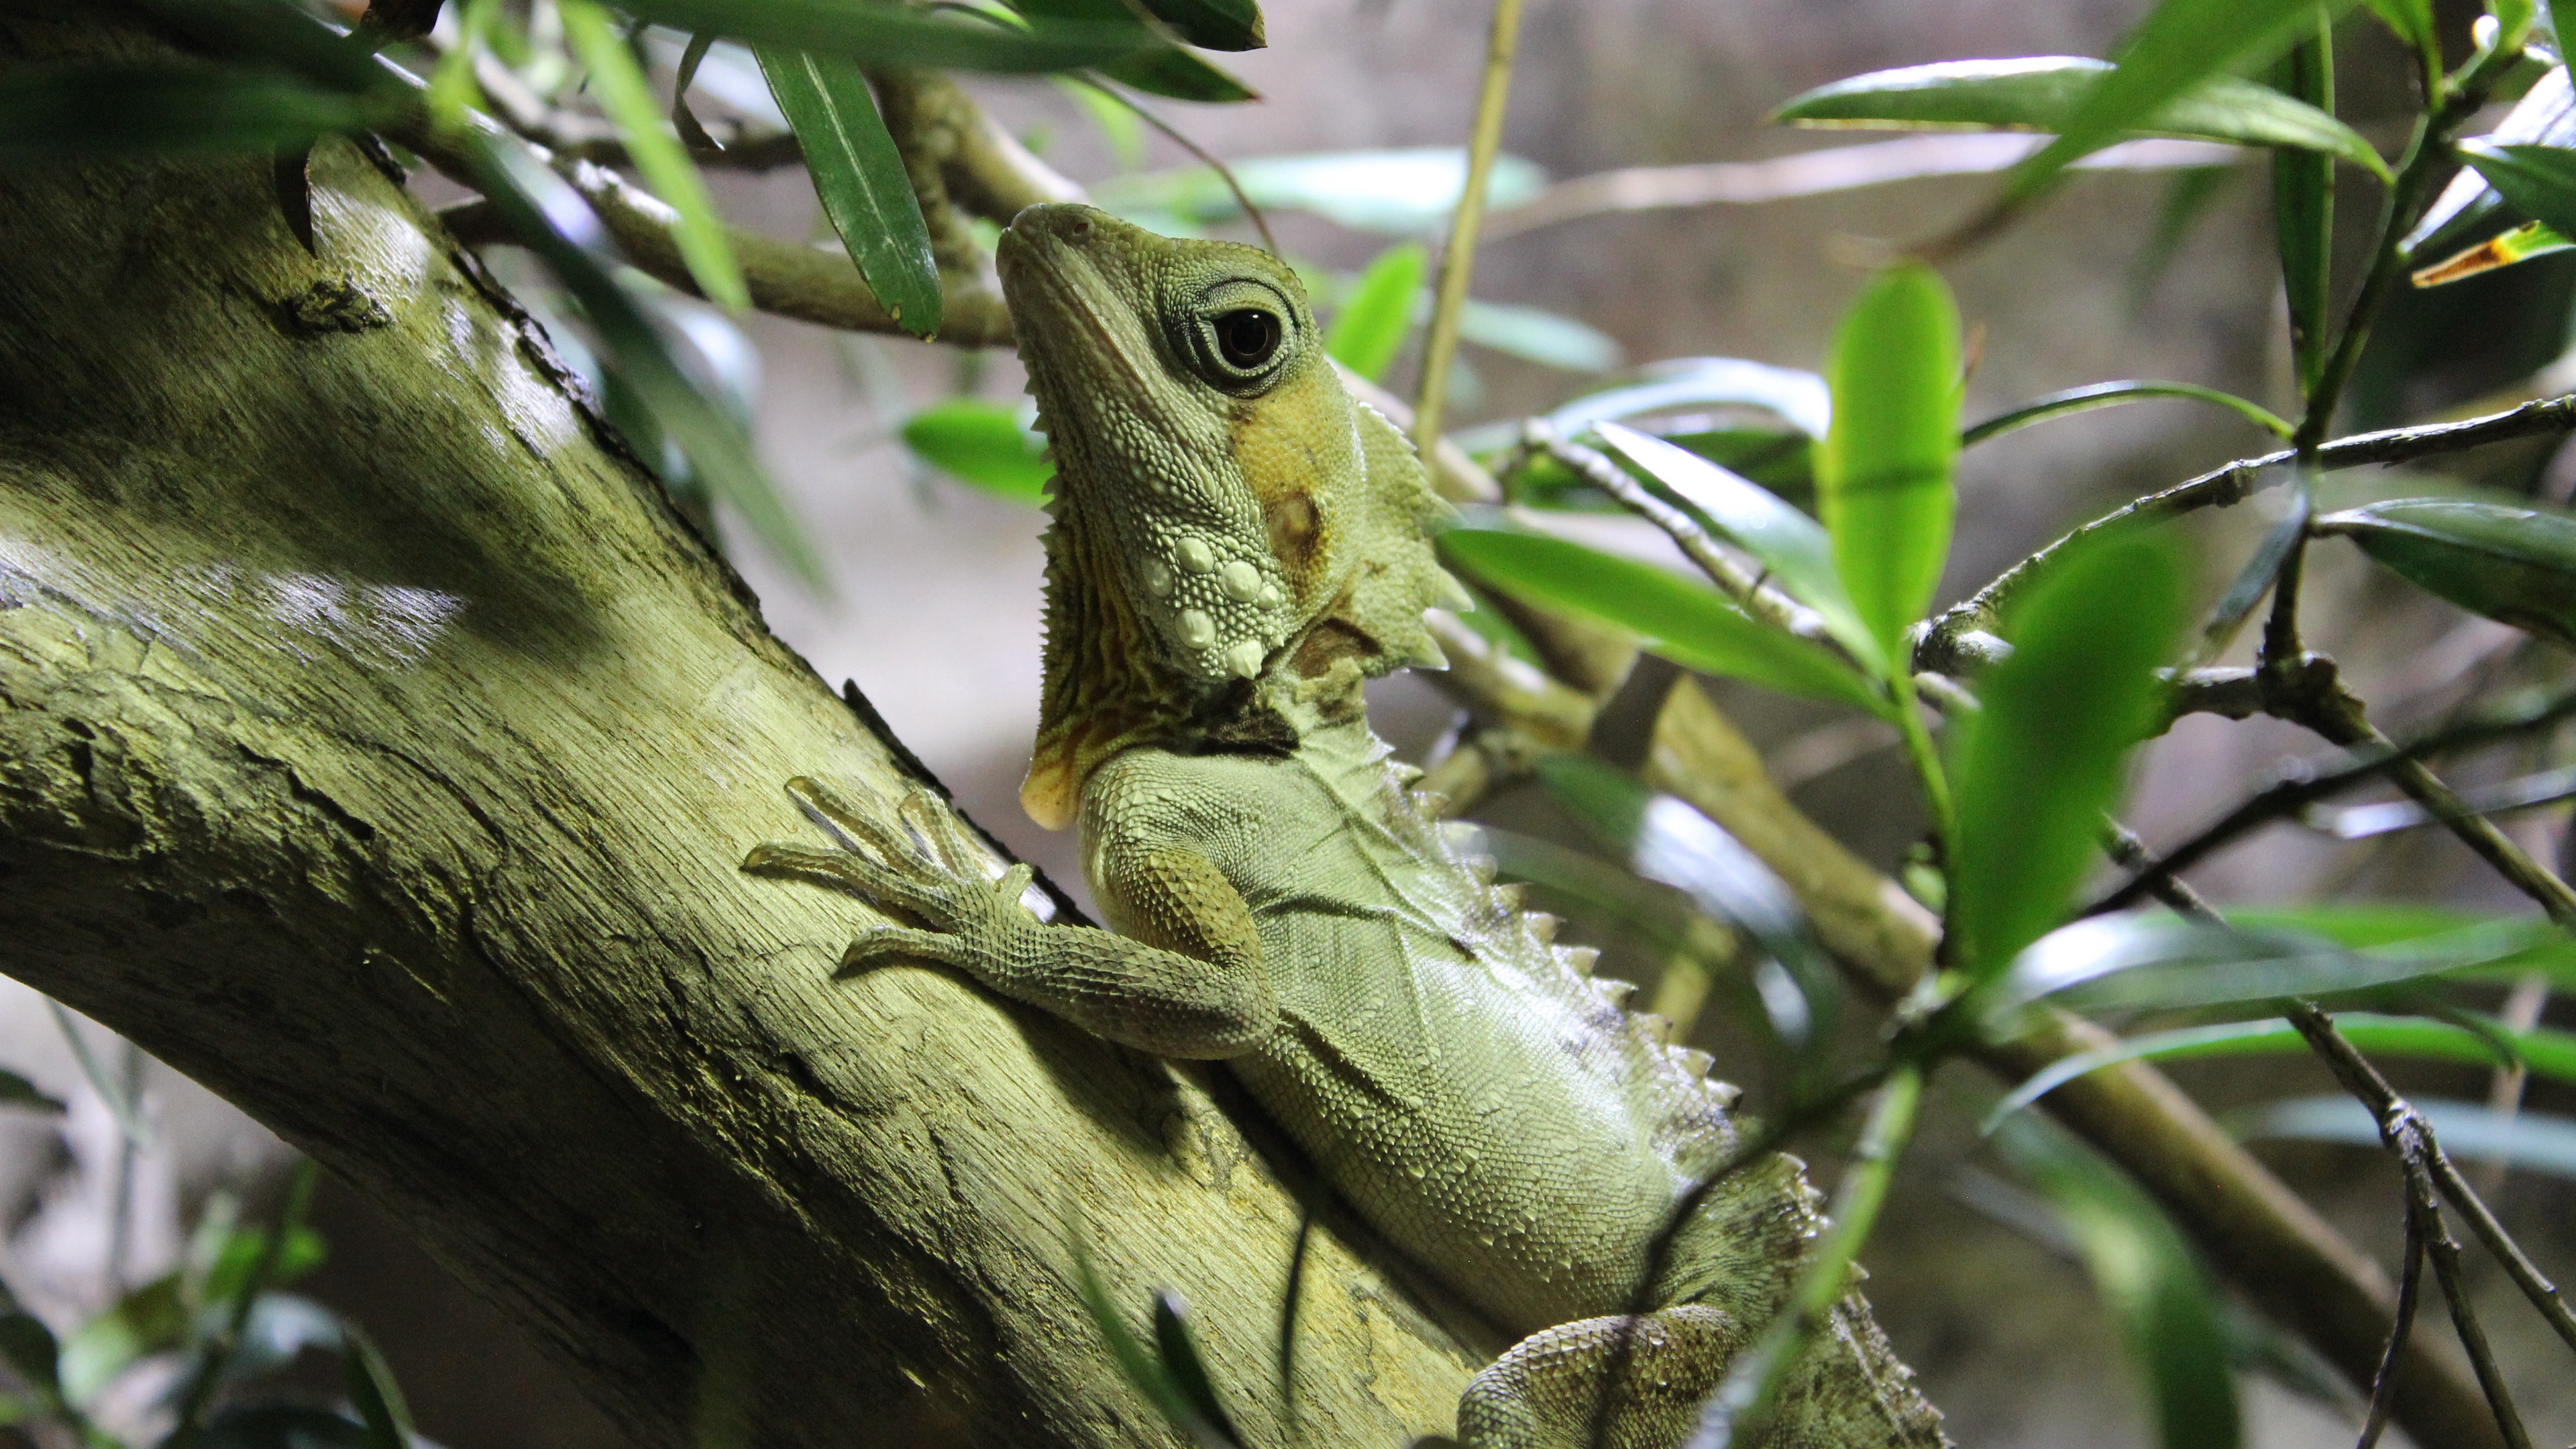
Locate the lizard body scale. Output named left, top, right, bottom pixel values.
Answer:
left=749, top=205, right=1947, bottom=1448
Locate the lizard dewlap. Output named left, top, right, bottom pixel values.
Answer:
left=751, top=204, right=1946, bottom=1449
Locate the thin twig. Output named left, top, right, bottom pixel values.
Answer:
left=2354, top=1206, right=2425, bottom=1449
left=2090, top=672, right=2576, bottom=915
left=1527, top=425, right=1828, bottom=642
left=1413, top=0, right=1527, bottom=453
left=1917, top=394, right=2576, bottom=672
left=1079, top=79, right=1279, bottom=258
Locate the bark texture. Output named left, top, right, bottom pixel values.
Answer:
left=0, top=8, right=1495, bottom=1445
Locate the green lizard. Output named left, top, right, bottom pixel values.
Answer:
left=747, top=204, right=1947, bottom=1448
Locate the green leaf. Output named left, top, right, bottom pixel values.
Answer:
left=1819, top=262, right=1962, bottom=669
left=0, top=1070, right=61, bottom=1116
left=1454, top=299, right=1623, bottom=374
left=1140, top=0, right=1264, bottom=50
left=2235, top=1095, right=2576, bottom=1179
left=467, top=136, right=828, bottom=588
left=2459, top=138, right=2576, bottom=244
left=1004, top=0, right=1255, bottom=99
left=1949, top=533, right=2184, bottom=977
left=426, top=0, right=497, bottom=132
left=1778, top=54, right=2385, bottom=180
left=2360, top=0, right=2438, bottom=54
left=61, top=1275, right=186, bottom=1403
left=2316, top=496, right=2576, bottom=647
left=2270, top=21, right=2333, bottom=395
left=340, top=1326, right=414, bottom=1449
left=2227, top=902, right=2576, bottom=986
left=1324, top=243, right=1426, bottom=381
left=1988, top=1012, right=2576, bottom=1128
left=0, top=64, right=398, bottom=158
left=1593, top=420, right=1881, bottom=671
left=755, top=47, right=943, bottom=337
left=901, top=400, right=1054, bottom=504
left=2412, top=218, right=2576, bottom=286
left=1552, top=357, right=1831, bottom=439
left=1960, top=380, right=2294, bottom=446
left=0, top=1313, right=60, bottom=1399
left=1993, top=1116, right=2241, bottom=1449
left=561, top=1, right=746, bottom=312
left=2407, top=68, right=2576, bottom=254
left=1438, top=527, right=1889, bottom=716
left=191, top=1404, right=373, bottom=1449
left=1148, top=1293, right=1240, bottom=1447
left=614, top=0, right=1158, bottom=72
left=1535, top=755, right=1836, bottom=1047
left=1976, top=912, right=2565, bottom=1026
left=1068, top=1242, right=1238, bottom=1449
left=2006, top=0, right=2366, bottom=204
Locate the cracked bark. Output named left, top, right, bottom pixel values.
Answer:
left=0, top=9, right=1495, bottom=1446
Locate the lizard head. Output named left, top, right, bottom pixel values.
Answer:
left=1000, top=203, right=1459, bottom=829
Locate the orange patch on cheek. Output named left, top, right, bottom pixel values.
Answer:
left=1230, top=366, right=1352, bottom=590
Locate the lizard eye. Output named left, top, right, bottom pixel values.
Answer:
left=1214, top=309, right=1281, bottom=369
left=1182, top=279, right=1299, bottom=392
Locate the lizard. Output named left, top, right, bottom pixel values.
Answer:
left=745, top=203, right=1949, bottom=1449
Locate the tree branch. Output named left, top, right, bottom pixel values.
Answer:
left=0, top=30, right=1491, bottom=1447
left=1918, top=394, right=2576, bottom=674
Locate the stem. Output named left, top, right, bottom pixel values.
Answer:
left=1892, top=675, right=1955, bottom=848
left=174, top=1159, right=319, bottom=1431
left=1412, top=0, right=1525, bottom=454
left=1686, top=1063, right=1925, bottom=1448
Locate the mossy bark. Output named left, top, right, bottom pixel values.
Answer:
left=0, top=9, right=1493, bottom=1446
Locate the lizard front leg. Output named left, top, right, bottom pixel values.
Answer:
left=745, top=777, right=1277, bottom=1059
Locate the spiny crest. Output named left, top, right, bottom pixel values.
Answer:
left=1328, top=400, right=1474, bottom=676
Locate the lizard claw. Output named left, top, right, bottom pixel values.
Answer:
left=751, top=778, right=1040, bottom=948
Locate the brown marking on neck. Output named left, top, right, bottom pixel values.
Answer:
left=1229, top=362, right=1356, bottom=598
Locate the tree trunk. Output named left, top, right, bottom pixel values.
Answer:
left=0, top=8, right=1498, bottom=1444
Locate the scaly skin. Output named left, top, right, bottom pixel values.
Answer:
left=749, top=205, right=1947, bottom=1448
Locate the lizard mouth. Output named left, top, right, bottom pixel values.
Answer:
left=995, top=206, right=1181, bottom=444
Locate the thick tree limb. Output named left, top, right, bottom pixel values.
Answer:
left=0, top=13, right=1492, bottom=1446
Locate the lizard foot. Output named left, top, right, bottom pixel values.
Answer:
left=744, top=777, right=1040, bottom=971
left=1457, top=1306, right=1743, bottom=1449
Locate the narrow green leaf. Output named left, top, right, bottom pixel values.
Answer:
left=2412, top=218, right=2576, bottom=286
left=1453, top=299, right=1623, bottom=374
left=1068, top=1242, right=1235, bottom=1449
left=192, top=1404, right=373, bottom=1449
left=1994, top=1117, right=2241, bottom=1449
left=2226, top=902, right=2576, bottom=986
left=1149, top=1293, right=1241, bottom=1447
left=614, top=0, right=1157, bottom=73
left=2006, top=0, right=2364, bottom=204
left=467, top=136, right=828, bottom=588
left=1324, top=243, right=1426, bottom=381
left=2316, top=496, right=2576, bottom=647
left=0, top=64, right=396, bottom=158
left=1535, top=755, right=1835, bottom=1049
left=562, top=1, right=746, bottom=312
left=1960, top=380, right=2294, bottom=446
left=2360, top=0, right=2438, bottom=54
left=1977, top=912, right=2565, bottom=1026
left=2459, top=138, right=2576, bottom=243
left=1438, top=528, right=1890, bottom=716
left=1819, top=262, right=1962, bottom=668
left=2270, top=19, right=2333, bottom=395
left=1140, top=0, right=1264, bottom=50
left=0, top=1071, right=61, bottom=1116
left=0, top=1315, right=60, bottom=1399
left=1950, top=533, right=2184, bottom=978
left=2407, top=68, right=2576, bottom=254
left=1552, top=357, right=1831, bottom=439
left=426, top=0, right=497, bottom=132
left=1593, top=420, right=1882, bottom=671
left=902, top=400, right=1054, bottom=504
left=755, top=48, right=942, bottom=337
left=1007, top=0, right=1256, bottom=99
left=340, top=1326, right=415, bottom=1449
left=1988, top=1013, right=2576, bottom=1128
left=2235, top=1095, right=2576, bottom=1179
left=1657, top=429, right=1814, bottom=502
left=1777, top=55, right=2385, bottom=179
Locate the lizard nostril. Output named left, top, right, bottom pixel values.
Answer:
left=1060, top=215, right=1093, bottom=241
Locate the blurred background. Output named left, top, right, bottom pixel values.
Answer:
left=12, top=0, right=2575, bottom=1445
